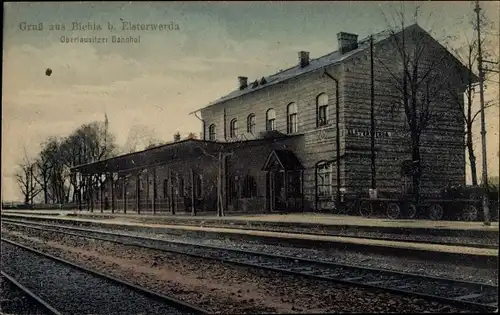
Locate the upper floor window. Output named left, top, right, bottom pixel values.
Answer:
left=266, top=109, right=276, bottom=131
left=208, top=124, right=216, bottom=141
left=317, top=93, right=329, bottom=127
left=247, top=114, right=256, bottom=134
left=230, top=119, right=238, bottom=138
left=287, top=102, right=298, bottom=134
left=316, top=161, right=333, bottom=197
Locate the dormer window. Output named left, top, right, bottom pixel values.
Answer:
left=317, top=93, right=329, bottom=127
left=266, top=109, right=276, bottom=131
left=247, top=114, right=256, bottom=134
left=230, top=119, right=238, bottom=138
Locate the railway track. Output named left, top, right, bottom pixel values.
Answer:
left=2, top=215, right=497, bottom=249
left=2, top=219, right=497, bottom=312
left=1, top=271, right=63, bottom=315
left=0, top=238, right=208, bottom=315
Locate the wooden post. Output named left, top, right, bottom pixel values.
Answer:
left=77, top=172, right=82, bottom=211
left=169, top=171, right=175, bottom=215
left=90, top=174, right=94, bottom=212
left=100, top=173, right=103, bottom=213
left=222, top=154, right=228, bottom=217
left=85, top=175, right=90, bottom=211
left=123, top=177, right=127, bottom=214
left=152, top=167, right=157, bottom=215
left=146, top=170, right=150, bottom=213
left=301, top=171, right=305, bottom=212
left=136, top=173, right=141, bottom=214
left=110, top=172, right=115, bottom=213
left=191, top=169, right=196, bottom=216
left=217, top=152, right=222, bottom=216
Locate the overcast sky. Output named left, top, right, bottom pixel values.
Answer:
left=3, top=1, right=499, bottom=202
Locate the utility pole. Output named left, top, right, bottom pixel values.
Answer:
left=370, top=35, right=376, bottom=190
left=474, top=0, right=490, bottom=225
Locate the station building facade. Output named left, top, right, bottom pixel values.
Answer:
left=72, top=24, right=472, bottom=214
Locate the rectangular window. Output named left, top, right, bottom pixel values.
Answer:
left=318, top=106, right=328, bottom=126
left=267, top=119, right=275, bottom=131
left=317, top=163, right=332, bottom=197
left=287, top=113, right=298, bottom=133
left=287, top=171, right=301, bottom=197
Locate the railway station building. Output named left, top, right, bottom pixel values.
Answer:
left=71, top=24, right=475, bottom=215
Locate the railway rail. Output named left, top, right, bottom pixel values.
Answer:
left=1, top=271, right=63, bottom=315
left=3, top=219, right=497, bottom=312
left=0, top=238, right=208, bottom=315
left=2, top=216, right=497, bottom=250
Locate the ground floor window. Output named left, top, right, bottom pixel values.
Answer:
left=242, top=174, right=257, bottom=198
left=287, top=171, right=302, bottom=197
left=316, top=162, right=333, bottom=197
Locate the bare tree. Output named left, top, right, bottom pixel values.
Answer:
left=173, top=132, right=181, bottom=142
left=15, top=149, right=41, bottom=205
left=376, top=7, right=465, bottom=203
left=447, top=36, right=498, bottom=186
left=124, top=124, right=163, bottom=153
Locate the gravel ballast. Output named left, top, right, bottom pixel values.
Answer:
left=1, top=241, right=195, bottom=315
left=5, top=221, right=495, bottom=285
left=2, top=226, right=477, bottom=313
left=0, top=274, right=54, bottom=315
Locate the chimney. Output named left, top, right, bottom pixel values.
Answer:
left=337, top=32, right=359, bottom=54
left=298, top=51, right=310, bottom=68
left=238, top=76, right=248, bottom=90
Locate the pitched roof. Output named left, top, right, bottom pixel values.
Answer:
left=262, top=149, right=304, bottom=171
left=190, top=23, right=477, bottom=114
left=189, top=27, right=396, bottom=114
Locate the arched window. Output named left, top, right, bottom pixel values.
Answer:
left=317, top=93, right=329, bottom=127
left=316, top=161, right=333, bottom=197
left=247, top=114, right=256, bottom=134
left=208, top=124, right=216, bottom=141
left=266, top=109, right=276, bottom=131
left=230, top=119, right=238, bottom=138
left=242, top=174, right=257, bottom=198
left=163, top=179, right=168, bottom=198
left=287, top=102, right=298, bottom=134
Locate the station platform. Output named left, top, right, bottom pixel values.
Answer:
left=2, top=209, right=498, bottom=234
left=1, top=210, right=498, bottom=268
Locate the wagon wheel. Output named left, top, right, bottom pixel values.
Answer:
left=386, top=202, right=401, bottom=219
left=404, top=203, right=417, bottom=219
left=359, top=201, right=373, bottom=218
left=344, top=200, right=356, bottom=215
left=428, top=203, right=444, bottom=221
left=461, top=204, right=478, bottom=221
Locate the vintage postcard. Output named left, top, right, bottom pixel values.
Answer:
left=2, top=1, right=499, bottom=314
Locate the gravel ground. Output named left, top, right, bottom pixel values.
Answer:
left=6, top=222, right=494, bottom=285
left=127, top=218, right=499, bottom=246
left=1, top=226, right=477, bottom=313
left=0, top=274, right=53, bottom=315
left=1, top=241, right=195, bottom=315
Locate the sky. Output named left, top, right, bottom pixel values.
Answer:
left=2, top=1, right=499, bottom=202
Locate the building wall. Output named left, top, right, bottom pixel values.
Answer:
left=88, top=29, right=467, bottom=214
left=342, top=29, right=466, bottom=197
left=201, top=65, right=347, bottom=211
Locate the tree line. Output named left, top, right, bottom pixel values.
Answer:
left=14, top=115, right=198, bottom=206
